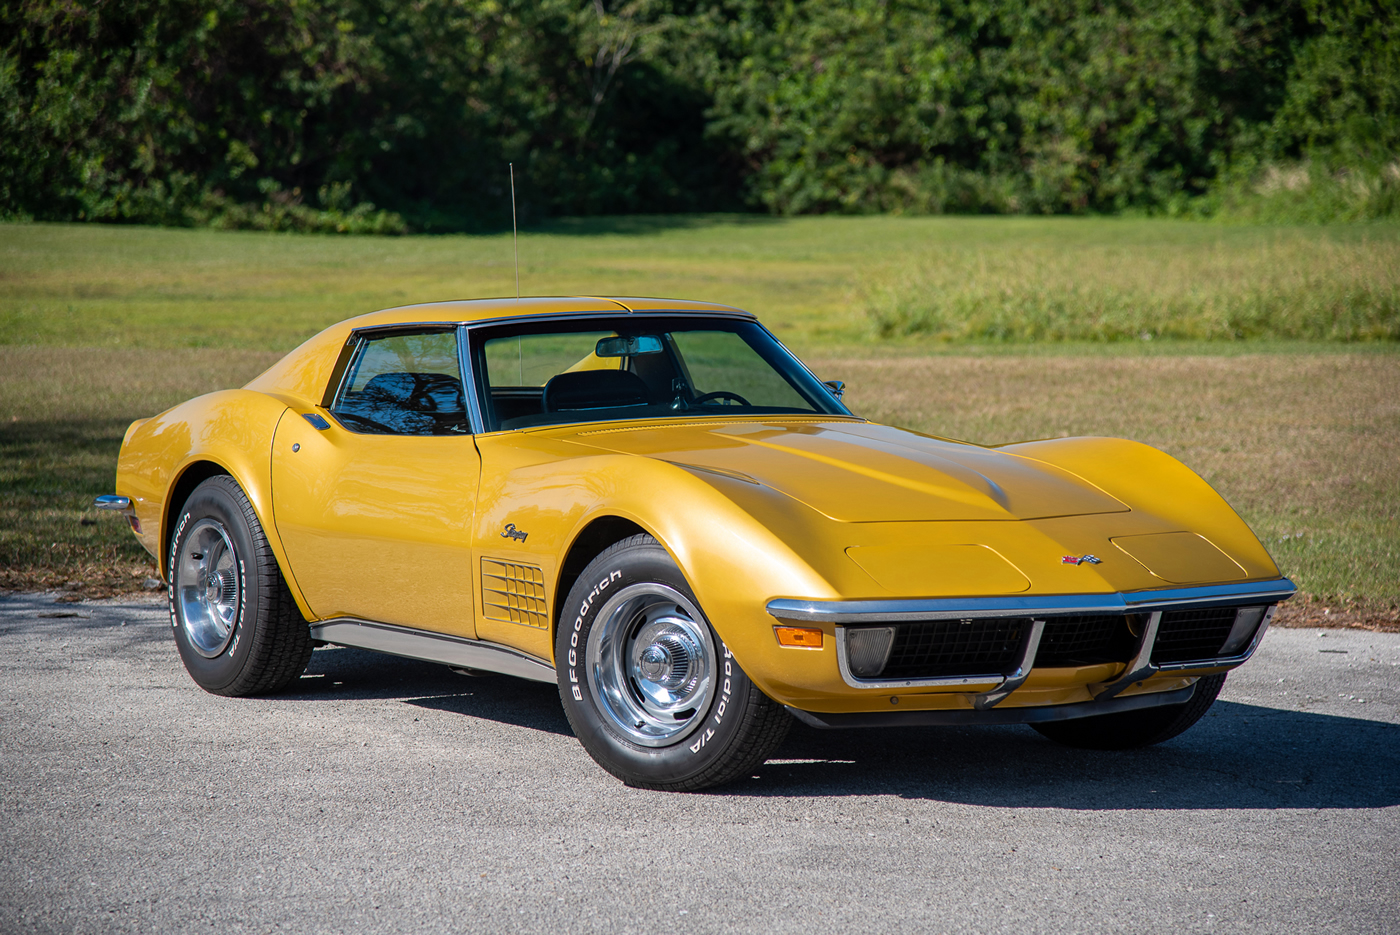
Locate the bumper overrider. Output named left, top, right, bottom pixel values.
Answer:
left=766, top=578, right=1295, bottom=729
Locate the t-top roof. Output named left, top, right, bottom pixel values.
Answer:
left=339, top=296, right=753, bottom=331
left=243, top=296, right=755, bottom=406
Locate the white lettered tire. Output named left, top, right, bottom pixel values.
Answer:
left=556, top=534, right=790, bottom=791
left=168, top=476, right=313, bottom=696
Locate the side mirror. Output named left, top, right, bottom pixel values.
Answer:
left=822, top=379, right=845, bottom=401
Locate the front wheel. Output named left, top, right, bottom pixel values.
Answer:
left=169, top=475, right=313, bottom=696
left=557, top=535, right=790, bottom=791
left=1030, top=673, right=1228, bottom=750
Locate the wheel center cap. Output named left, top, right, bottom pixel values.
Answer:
left=204, top=572, right=223, bottom=602
left=638, top=643, right=671, bottom=682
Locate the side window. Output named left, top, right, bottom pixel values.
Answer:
left=332, top=331, right=467, bottom=435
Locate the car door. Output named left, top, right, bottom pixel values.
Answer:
left=270, top=327, right=481, bottom=636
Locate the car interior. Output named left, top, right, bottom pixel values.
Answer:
left=475, top=320, right=838, bottom=431
left=327, top=318, right=845, bottom=435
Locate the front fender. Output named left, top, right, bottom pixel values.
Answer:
left=472, top=435, right=873, bottom=683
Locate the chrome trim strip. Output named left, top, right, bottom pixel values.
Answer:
left=456, top=324, right=487, bottom=434
left=833, top=624, right=1002, bottom=690
left=784, top=683, right=1197, bottom=730
left=1120, top=580, right=1296, bottom=608
left=972, top=619, right=1045, bottom=710
left=1090, top=602, right=1277, bottom=697
left=612, top=306, right=753, bottom=317
left=752, top=320, right=855, bottom=418
left=460, top=309, right=758, bottom=333
left=766, top=577, right=1296, bottom=623
left=93, top=495, right=131, bottom=511
left=1090, top=611, right=1163, bottom=701
left=309, top=618, right=556, bottom=683
left=320, top=333, right=361, bottom=408
left=833, top=618, right=1049, bottom=700
left=349, top=321, right=462, bottom=337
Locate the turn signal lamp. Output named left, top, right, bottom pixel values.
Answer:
left=774, top=626, right=824, bottom=649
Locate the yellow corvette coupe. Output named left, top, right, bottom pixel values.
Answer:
left=99, top=297, right=1293, bottom=791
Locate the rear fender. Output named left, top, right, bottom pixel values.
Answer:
left=116, top=390, right=312, bottom=617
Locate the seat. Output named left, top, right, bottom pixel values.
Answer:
left=541, top=370, right=651, bottom=412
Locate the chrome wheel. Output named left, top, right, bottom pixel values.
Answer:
left=585, top=583, right=716, bottom=747
left=174, top=518, right=242, bottom=658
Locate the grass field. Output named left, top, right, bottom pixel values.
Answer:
left=863, top=230, right=1399, bottom=342
left=1, top=218, right=1396, bottom=622
left=3, top=216, right=1398, bottom=353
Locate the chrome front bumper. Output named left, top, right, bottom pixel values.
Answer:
left=768, top=578, right=1295, bottom=711
left=767, top=578, right=1297, bottom=624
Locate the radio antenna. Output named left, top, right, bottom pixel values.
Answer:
left=509, top=162, right=520, bottom=300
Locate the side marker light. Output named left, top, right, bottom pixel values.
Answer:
left=774, top=626, right=824, bottom=649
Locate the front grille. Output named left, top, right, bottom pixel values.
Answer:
left=1152, top=607, right=1237, bottom=664
left=1036, top=615, right=1137, bottom=667
left=878, top=618, right=1026, bottom=679
left=843, top=605, right=1246, bottom=682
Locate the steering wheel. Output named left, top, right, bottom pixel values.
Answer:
left=693, top=390, right=751, bottom=407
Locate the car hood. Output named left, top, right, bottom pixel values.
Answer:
left=558, top=419, right=1129, bottom=522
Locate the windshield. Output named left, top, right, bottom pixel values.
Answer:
left=470, top=316, right=849, bottom=431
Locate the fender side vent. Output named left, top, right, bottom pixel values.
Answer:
left=482, top=559, right=549, bottom=629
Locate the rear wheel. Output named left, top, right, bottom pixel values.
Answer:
left=1030, top=673, right=1228, bottom=750
left=557, top=535, right=790, bottom=791
left=169, top=475, right=313, bottom=696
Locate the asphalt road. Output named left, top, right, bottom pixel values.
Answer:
left=2, top=591, right=1397, bottom=935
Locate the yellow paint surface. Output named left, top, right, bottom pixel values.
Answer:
left=1111, top=531, right=1248, bottom=584
left=113, top=297, right=1284, bottom=712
